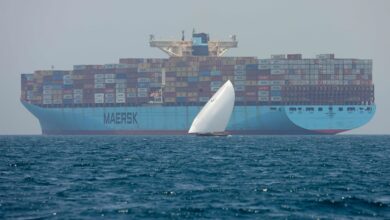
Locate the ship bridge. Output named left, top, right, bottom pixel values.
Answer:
left=149, top=30, right=238, bottom=57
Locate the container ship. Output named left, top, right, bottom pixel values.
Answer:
left=21, top=32, right=375, bottom=135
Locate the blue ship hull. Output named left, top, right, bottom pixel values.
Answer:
left=22, top=102, right=375, bottom=135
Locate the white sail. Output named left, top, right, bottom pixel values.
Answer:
left=188, top=80, right=235, bottom=134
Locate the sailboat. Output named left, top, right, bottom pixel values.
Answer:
left=188, top=80, right=235, bottom=136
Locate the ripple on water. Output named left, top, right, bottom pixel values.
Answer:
left=1, top=135, right=390, bottom=219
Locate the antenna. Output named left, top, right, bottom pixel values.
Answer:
left=181, top=30, right=185, bottom=41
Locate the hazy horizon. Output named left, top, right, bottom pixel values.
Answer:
left=1, top=0, right=389, bottom=135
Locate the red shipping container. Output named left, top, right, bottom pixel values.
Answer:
left=258, top=75, right=270, bottom=80
left=211, top=76, right=222, bottom=81
left=245, top=92, right=257, bottom=96
left=258, top=86, right=270, bottom=91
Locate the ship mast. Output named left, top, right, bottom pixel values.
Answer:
left=149, top=31, right=238, bottom=57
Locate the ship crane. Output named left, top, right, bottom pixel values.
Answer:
left=149, top=32, right=238, bottom=57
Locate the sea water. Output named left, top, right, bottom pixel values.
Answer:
left=1, top=135, right=390, bottom=219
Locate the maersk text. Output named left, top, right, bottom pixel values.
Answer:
left=104, top=112, right=138, bottom=124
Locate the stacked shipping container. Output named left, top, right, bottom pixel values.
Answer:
left=21, top=54, right=374, bottom=107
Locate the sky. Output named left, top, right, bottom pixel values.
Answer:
left=0, top=0, right=389, bottom=135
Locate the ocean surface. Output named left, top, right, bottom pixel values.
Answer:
left=1, top=135, right=390, bottom=219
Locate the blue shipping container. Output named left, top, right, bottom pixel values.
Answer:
left=200, top=71, right=210, bottom=76
left=187, top=77, right=198, bottom=82
left=246, top=64, right=258, bottom=71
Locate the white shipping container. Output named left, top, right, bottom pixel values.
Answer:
left=94, top=98, right=104, bottom=104
left=94, top=78, right=104, bottom=84
left=138, top=88, right=148, bottom=93
left=271, top=96, right=282, bottom=101
left=137, top=92, right=148, bottom=97
left=234, top=75, right=246, bottom=81
left=270, top=80, right=285, bottom=85
left=199, top=97, right=209, bottom=102
left=270, top=59, right=288, bottom=65
left=271, top=69, right=286, bottom=75
left=73, top=89, right=83, bottom=94
left=211, top=86, right=220, bottom=92
left=63, top=94, right=73, bottom=99
left=105, top=78, right=115, bottom=84
left=94, top=74, right=104, bottom=79
left=352, top=69, right=361, bottom=74
left=258, top=59, right=270, bottom=65
left=74, top=94, right=83, bottom=99
left=234, top=80, right=246, bottom=86
left=234, top=65, right=245, bottom=70
left=116, top=97, right=126, bottom=103
left=258, top=80, right=270, bottom=85
left=210, top=81, right=222, bottom=87
left=271, top=86, right=282, bottom=90
left=234, top=70, right=245, bottom=75
left=258, top=91, right=269, bottom=96
left=258, top=65, right=271, bottom=69
left=94, top=93, right=104, bottom=99
left=95, top=83, right=105, bottom=89
left=105, top=73, right=115, bottom=79
left=258, top=96, right=269, bottom=101
left=104, top=64, right=124, bottom=69
left=291, top=80, right=310, bottom=85
left=116, top=93, right=125, bottom=98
